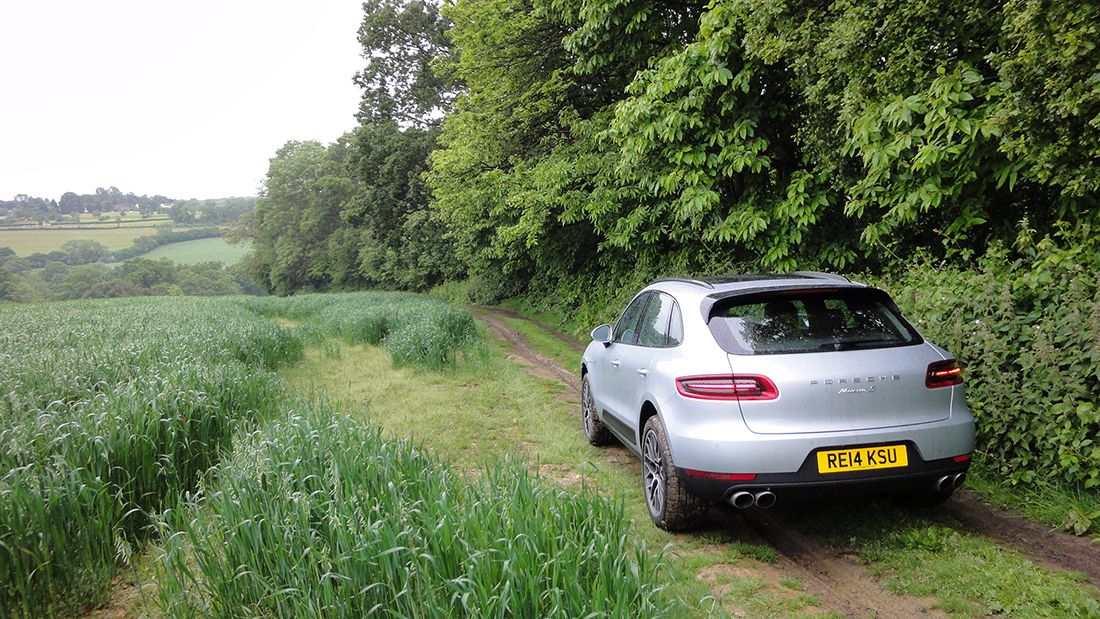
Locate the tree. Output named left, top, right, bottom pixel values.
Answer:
left=117, top=258, right=178, bottom=289
left=50, top=265, right=108, bottom=301
left=429, top=0, right=697, bottom=299
left=343, top=121, right=458, bottom=290
left=990, top=0, right=1100, bottom=199
left=355, top=0, right=456, bottom=126
left=82, top=278, right=144, bottom=299
left=169, top=201, right=197, bottom=223
left=228, top=139, right=357, bottom=295
left=60, top=239, right=109, bottom=265
left=58, top=192, right=83, bottom=214
left=0, top=268, right=39, bottom=303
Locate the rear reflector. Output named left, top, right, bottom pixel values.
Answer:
left=685, top=470, right=757, bottom=481
left=953, top=454, right=971, bottom=463
left=676, top=375, right=779, bottom=400
left=926, top=359, right=964, bottom=388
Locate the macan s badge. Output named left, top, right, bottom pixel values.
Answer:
left=812, top=374, right=902, bottom=394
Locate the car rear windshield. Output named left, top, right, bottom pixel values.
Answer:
left=707, top=288, right=922, bottom=355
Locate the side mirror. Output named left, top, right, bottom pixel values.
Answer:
left=591, top=324, right=612, bottom=346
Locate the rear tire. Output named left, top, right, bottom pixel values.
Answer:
left=641, top=415, right=705, bottom=530
left=581, top=375, right=612, bottom=446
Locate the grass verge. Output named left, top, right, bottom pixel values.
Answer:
left=965, top=458, right=1100, bottom=537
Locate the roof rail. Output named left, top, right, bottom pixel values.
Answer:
left=654, top=272, right=850, bottom=288
left=652, top=276, right=715, bottom=289
left=791, top=271, right=850, bottom=282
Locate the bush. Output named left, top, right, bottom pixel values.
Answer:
left=878, top=224, right=1100, bottom=490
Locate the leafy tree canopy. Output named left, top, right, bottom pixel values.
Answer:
left=355, top=0, right=456, bottom=126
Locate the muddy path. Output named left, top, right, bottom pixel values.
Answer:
left=471, top=305, right=1100, bottom=614
left=469, top=306, right=583, bottom=395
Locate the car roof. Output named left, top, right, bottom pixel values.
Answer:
left=646, top=272, right=873, bottom=323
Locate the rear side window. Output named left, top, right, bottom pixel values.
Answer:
left=636, top=292, right=683, bottom=348
left=614, top=291, right=683, bottom=347
left=707, top=288, right=921, bottom=355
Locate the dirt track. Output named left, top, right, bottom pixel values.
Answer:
left=471, top=305, right=1100, bottom=615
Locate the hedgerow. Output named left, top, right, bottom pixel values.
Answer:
left=879, top=223, right=1100, bottom=491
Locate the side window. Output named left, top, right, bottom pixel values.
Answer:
left=636, top=292, right=681, bottom=348
left=668, top=302, right=683, bottom=347
left=613, top=293, right=651, bottom=345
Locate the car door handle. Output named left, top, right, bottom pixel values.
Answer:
left=611, top=360, right=621, bottom=367
left=636, top=368, right=648, bottom=376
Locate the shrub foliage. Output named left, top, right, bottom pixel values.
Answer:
left=880, top=226, right=1100, bottom=490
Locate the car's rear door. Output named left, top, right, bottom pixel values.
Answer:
left=710, top=287, right=955, bottom=434
left=732, top=344, right=952, bottom=434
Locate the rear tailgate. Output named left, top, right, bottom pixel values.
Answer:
left=730, top=344, right=952, bottom=434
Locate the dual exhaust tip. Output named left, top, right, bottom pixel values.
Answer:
left=729, top=472, right=966, bottom=509
left=934, top=472, right=967, bottom=492
left=729, top=490, right=776, bottom=509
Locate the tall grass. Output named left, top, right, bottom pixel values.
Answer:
left=156, top=404, right=670, bottom=619
left=239, top=292, right=483, bottom=370
left=0, top=297, right=301, bottom=619
left=3, top=291, right=663, bottom=618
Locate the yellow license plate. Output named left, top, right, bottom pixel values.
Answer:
left=817, top=444, right=908, bottom=473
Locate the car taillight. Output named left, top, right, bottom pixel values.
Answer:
left=676, top=375, right=779, bottom=400
left=926, top=359, right=963, bottom=388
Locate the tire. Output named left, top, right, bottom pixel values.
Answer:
left=641, top=415, right=705, bottom=530
left=581, top=375, right=612, bottom=446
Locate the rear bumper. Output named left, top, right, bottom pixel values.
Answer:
left=677, top=440, right=970, bottom=504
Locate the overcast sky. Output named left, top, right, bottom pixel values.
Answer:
left=0, top=0, right=365, bottom=202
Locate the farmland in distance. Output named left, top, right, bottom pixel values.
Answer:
left=136, top=237, right=250, bottom=265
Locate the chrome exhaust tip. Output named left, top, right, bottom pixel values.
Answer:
left=754, top=491, right=777, bottom=509
left=730, top=491, right=755, bottom=509
left=952, top=472, right=967, bottom=489
left=934, top=475, right=954, bottom=492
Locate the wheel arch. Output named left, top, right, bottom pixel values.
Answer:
left=639, top=400, right=659, bottom=441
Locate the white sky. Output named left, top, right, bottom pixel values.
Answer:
left=0, top=0, right=365, bottom=201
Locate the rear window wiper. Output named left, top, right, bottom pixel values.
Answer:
left=819, top=338, right=898, bottom=351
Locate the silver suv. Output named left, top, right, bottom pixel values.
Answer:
left=580, top=273, right=975, bottom=530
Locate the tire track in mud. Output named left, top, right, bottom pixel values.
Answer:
left=470, top=305, right=1100, bottom=614
left=469, top=306, right=582, bottom=396
left=726, top=507, right=950, bottom=618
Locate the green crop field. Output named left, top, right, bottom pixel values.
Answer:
left=0, top=293, right=669, bottom=619
left=137, top=237, right=251, bottom=265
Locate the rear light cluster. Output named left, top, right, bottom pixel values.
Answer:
left=676, top=375, right=779, bottom=401
left=926, top=359, right=964, bottom=388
